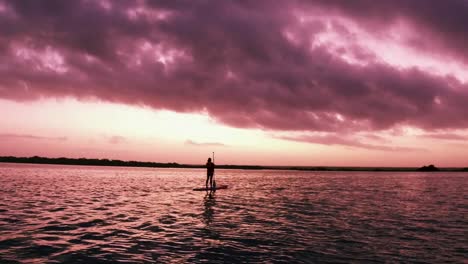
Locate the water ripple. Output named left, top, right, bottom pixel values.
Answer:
left=0, top=164, right=466, bottom=263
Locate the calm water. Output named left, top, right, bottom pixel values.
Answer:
left=0, top=163, right=466, bottom=263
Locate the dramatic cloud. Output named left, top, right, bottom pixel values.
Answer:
left=307, top=0, right=468, bottom=63
left=1, top=0, right=467, bottom=138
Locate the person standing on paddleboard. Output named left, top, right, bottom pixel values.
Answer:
left=206, top=158, right=215, bottom=189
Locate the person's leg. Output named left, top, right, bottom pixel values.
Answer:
left=206, top=175, right=209, bottom=188
left=209, top=174, right=213, bottom=188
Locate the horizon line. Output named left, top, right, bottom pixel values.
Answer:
left=0, top=155, right=467, bottom=172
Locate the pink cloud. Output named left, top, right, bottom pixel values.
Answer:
left=0, top=133, right=67, bottom=141
left=185, top=140, right=226, bottom=147
left=421, top=132, right=468, bottom=141
left=307, top=0, right=468, bottom=64
left=0, top=0, right=467, bottom=137
left=278, top=133, right=426, bottom=152
left=108, top=135, right=126, bottom=144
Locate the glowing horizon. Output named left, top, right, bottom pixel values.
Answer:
left=1, top=98, right=467, bottom=167
left=1, top=1, right=468, bottom=167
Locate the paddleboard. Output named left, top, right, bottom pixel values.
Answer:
left=192, top=185, right=228, bottom=191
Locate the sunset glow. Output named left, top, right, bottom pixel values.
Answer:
left=1, top=1, right=468, bottom=167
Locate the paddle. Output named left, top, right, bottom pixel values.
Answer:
left=212, top=152, right=216, bottom=189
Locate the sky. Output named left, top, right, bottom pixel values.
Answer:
left=1, top=0, right=468, bottom=167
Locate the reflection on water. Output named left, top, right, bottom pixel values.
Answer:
left=203, top=191, right=216, bottom=226
left=0, top=163, right=466, bottom=263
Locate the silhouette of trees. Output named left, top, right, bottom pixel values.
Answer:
left=417, top=164, right=440, bottom=171
left=0, top=156, right=466, bottom=172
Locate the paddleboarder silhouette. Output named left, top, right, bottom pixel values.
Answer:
left=206, top=156, right=215, bottom=189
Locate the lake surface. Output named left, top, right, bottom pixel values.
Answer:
left=0, top=163, right=466, bottom=263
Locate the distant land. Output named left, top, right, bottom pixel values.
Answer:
left=0, top=156, right=467, bottom=172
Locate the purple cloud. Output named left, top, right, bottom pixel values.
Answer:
left=308, top=0, right=468, bottom=63
left=0, top=0, right=467, bottom=135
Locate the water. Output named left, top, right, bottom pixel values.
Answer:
left=0, top=163, right=466, bottom=263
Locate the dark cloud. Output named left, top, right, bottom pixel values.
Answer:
left=306, top=0, right=468, bottom=63
left=0, top=0, right=467, bottom=134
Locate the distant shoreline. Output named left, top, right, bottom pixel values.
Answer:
left=0, top=156, right=467, bottom=172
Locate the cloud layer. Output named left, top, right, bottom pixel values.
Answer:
left=185, top=140, right=226, bottom=147
left=1, top=0, right=467, bottom=137
left=0, top=133, right=67, bottom=141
